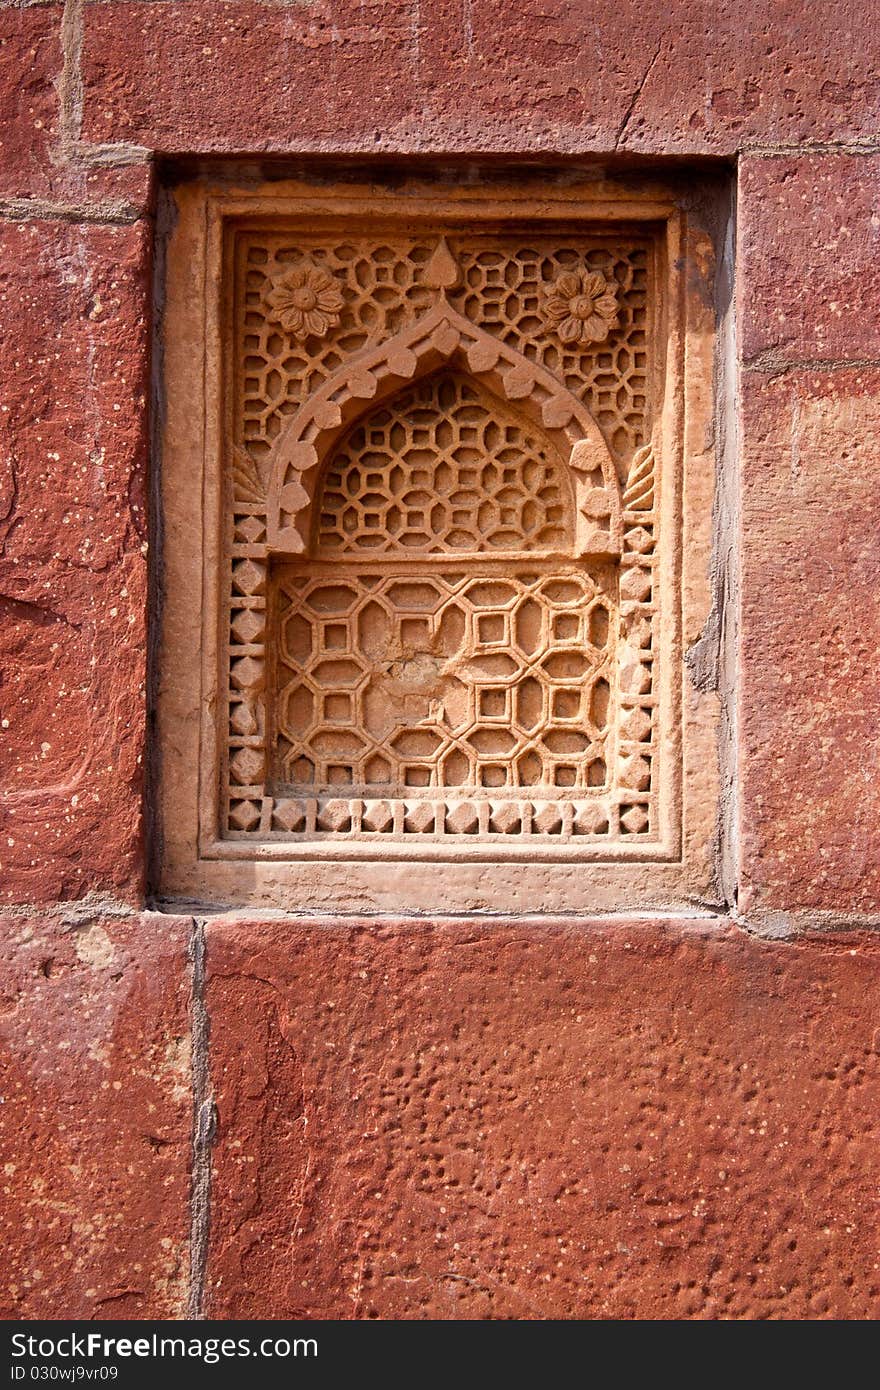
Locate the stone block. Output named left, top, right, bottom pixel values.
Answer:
left=739, top=155, right=880, bottom=364
left=0, top=911, right=192, bottom=1319
left=203, top=915, right=880, bottom=1319
left=80, top=1, right=880, bottom=156
left=738, top=367, right=880, bottom=918
left=0, top=218, right=151, bottom=904
left=0, top=7, right=62, bottom=200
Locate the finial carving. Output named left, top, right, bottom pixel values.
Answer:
left=424, top=237, right=462, bottom=291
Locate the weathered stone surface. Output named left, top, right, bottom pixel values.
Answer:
left=739, top=155, right=880, bottom=365
left=203, top=915, right=880, bottom=1319
left=0, top=911, right=192, bottom=1319
left=0, top=0, right=877, bottom=1327
left=0, top=6, right=62, bottom=200
left=80, top=1, right=880, bottom=156
left=738, top=368, right=880, bottom=918
left=0, top=219, right=151, bottom=905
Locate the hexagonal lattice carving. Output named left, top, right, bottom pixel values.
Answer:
left=218, top=206, right=666, bottom=849
left=274, top=569, right=613, bottom=795
left=318, top=374, right=570, bottom=554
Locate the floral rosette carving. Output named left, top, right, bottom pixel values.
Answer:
left=263, top=261, right=344, bottom=340
left=543, top=269, right=619, bottom=346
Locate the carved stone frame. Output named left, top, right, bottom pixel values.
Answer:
left=156, top=173, right=720, bottom=913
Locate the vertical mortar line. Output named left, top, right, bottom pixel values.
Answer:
left=146, top=188, right=175, bottom=899
left=58, top=0, right=84, bottom=156
left=715, top=173, right=741, bottom=908
left=462, top=0, right=474, bottom=58
left=187, top=916, right=215, bottom=1320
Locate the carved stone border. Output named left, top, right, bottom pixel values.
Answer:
left=156, top=174, right=720, bottom=912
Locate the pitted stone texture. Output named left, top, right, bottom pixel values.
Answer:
left=739, top=155, right=880, bottom=365
left=80, top=1, right=880, bottom=156
left=0, top=219, right=150, bottom=904
left=204, top=916, right=880, bottom=1320
left=738, top=369, right=880, bottom=917
left=0, top=6, right=62, bottom=199
left=0, top=913, right=191, bottom=1319
left=0, top=8, right=151, bottom=211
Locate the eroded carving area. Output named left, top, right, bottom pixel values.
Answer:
left=224, top=225, right=660, bottom=848
left=274, top=567, right=614, bottom=800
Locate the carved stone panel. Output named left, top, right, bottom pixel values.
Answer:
left=158, top=177, right=719, bottom=910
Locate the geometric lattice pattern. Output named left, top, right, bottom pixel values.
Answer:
left=274, top=567, right=613, bottom=794
left=318, top=373, right=570, bottom=554
left=238, top=236, right=649, bottom=470
left=223, top=219, right=661, bottom=846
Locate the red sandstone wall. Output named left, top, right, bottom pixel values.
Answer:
left=1, top=1, right=878, bottom=1320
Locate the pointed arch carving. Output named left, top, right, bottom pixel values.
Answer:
left=265, top=303, right=622, bottom=559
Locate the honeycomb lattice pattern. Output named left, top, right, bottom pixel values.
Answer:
left=318, top=373, right=570, bottom=555
left=274, top=568, right=613, bottom=795
left=236, top=235, right=649, bottom=468
left=222, top=214, right=663, bottom=848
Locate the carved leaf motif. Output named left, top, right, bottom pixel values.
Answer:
left=622, top=444, right=654, bottom=510
left=232, top=447, right=266, bottom=504
left=542, top=396, right=575, bottom=429
left=312, top=400, right=343, bottom=430
left=580, top=488, right=612, bottom=519
left=386, top=346, right=418, bottom=378
left=569, top=438, right=608, bottom=475
left=430, top=321, right=460, bottom=356
left=466, top=338, right=501, bottom=373
left=502, top=364, right=536, bottom=399
left=280, top=442, right=319, bottom=477
left=347, top=370, right=379, bottom=399
left=279, top=479, right=309, bottom=514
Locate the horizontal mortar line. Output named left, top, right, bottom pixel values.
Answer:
left=0, top=895, right=141, bottom=922
left=67, top=140, right=153, bottom=167
left=741, top=353, right=880, bottom=374
left=731, top=907, right=880, bottom=940
left=739, top=355, right=878, bottom=378
left=8, top=894, right=878, bottom=940
left=741, top=139, right=880, bottom=157
left=146, top=900, right=880, bottom=938
left=0, top=195, right=145, bottom=224
left=149, top=901, right=732, bottom=923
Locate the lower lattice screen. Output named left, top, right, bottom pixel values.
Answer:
left=260, top=561, right=627, bottom=840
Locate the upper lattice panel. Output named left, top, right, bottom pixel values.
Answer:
left=317, top=372, right=571, bottom=555
left=235, top=234, right=651, bottom=472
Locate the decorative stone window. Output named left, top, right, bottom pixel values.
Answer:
left=157, top=174, right=720, bottom=912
